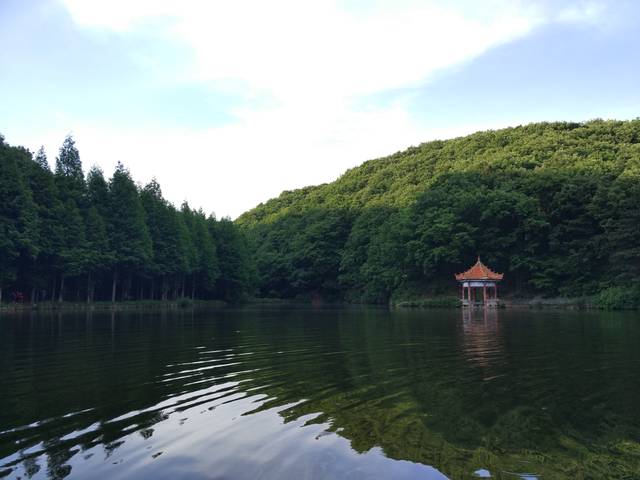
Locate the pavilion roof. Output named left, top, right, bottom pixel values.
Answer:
left=455, top=257, right=503, bottom=281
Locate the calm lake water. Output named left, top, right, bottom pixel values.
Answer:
left=1, top=307, right=639, bottom=480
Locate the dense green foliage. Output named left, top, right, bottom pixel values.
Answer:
left=238, top=120, right=640, bottom=304
left=0, top=134, right=255, bottom=303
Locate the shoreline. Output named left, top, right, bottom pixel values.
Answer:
left=1, top=295, right=637, bottom=312
left=0, top=299, right=227, bottom=312
left=391, top=295, right=636, bottom=311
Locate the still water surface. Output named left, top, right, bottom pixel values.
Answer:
left=1, top=307, right=639, bottom=479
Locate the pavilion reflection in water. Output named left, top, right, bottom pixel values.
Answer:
left=460, top=307, right=504, bottom=369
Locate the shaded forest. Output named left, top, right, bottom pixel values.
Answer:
left=238, top=120, right=640, bottom=306
left=4, top=120, right=640, bottom=307
left=0, top=134, right=254, bottom=304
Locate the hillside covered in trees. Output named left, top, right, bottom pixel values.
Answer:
left=238, top=120, right=640, bottom=306
left=0, top=135, right=254, bottom=304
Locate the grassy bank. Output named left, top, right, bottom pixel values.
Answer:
left=0, top=298, right=227, bottom=312
left=391, top=297, right=461, bottom=309
left=391, top=288, right=640, bottom=311
left=7, top=290, right=633, bottom=312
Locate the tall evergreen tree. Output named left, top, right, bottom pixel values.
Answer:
left=24, top=150, right=62, bottom=301
left=83, top=206, right=110, bottom=302
left=56, top=199, right=86, bottom=301
left=85, top=166, right=113, bottom=301
left=211, top=217, right=255, bottom=302
left=108, top=162, right=152, bottom=301
left=182, top=204, right=219, bottom=298
left=34, top=146, right=49, bottom=170
left=86, top=166, right=110, bottom=218
left=140, top=180, right=191, bottom=300
left=55, top=135, right=83, bottom=182
left=0, top=137, right=39, bottom=302
left=53, top=136, right=87, bottom=301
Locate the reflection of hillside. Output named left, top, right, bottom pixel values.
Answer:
left=237, top=309, right=640, bottom=479
left=2, top=308, right=640, bottom=479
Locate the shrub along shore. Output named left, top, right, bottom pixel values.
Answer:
left=1, top=291, right=638, bottom=311
left=0, top=299, right=228, bottom=311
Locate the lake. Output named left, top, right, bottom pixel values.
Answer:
left=1, top=307, right=639, bottom=479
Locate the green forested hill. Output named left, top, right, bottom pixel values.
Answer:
left=238, top=120, right=640, bottom=305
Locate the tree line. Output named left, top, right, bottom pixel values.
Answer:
left=0, top=134, right=255, bottom=304
left=238, top=120, right=640, bottom=306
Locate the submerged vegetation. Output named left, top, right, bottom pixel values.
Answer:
left=239, top=120, right=640, bottom=306
left=0, top=134, right=255, bottom=304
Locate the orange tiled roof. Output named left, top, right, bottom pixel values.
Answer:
left=455, top=257, right=503, bottom=281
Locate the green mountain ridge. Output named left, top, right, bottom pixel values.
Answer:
left=238, top=119, right=640, bottom=305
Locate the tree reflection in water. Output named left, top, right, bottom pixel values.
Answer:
left=1, top=308, right=639, bottom=479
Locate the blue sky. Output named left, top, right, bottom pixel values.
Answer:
left=1, top=0, right=639, bottom=217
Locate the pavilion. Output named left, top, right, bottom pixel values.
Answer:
left=455, top=257, right=503, bottom=308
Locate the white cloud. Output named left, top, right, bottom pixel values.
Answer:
left=50, top=0, right=607, bottom=217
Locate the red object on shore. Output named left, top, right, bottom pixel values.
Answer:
left=455, top=257, right=503, bottom=307
left=455, top=257, right=503, bottom=281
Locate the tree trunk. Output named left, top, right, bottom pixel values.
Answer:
left=58, top=275, right=65, bottom=303
left=150, top=278, right=155, bottom=300
left=124, top=274, right=132, bottom=301
left=181, top=276, right=186, bottom=298
left=87, top=272, right=92, bottom=303
left=31, top=286, right=36, bottom=305
left=51, top=278, right=56, bottom=302
left=111, top=269, right=118, bottom=303
left=0, top=286, right=3, bottom=303
left=191, top=276, right=196, bottom=300
left=127, top=274, right=132, bottom=300
left=162, top=276, right=168, bottom=301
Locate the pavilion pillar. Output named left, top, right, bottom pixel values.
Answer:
left=483, top=284, right=487, bottom=305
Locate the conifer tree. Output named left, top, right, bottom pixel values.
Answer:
left=56, top=199, right=86, bottom=301
left=55, top=135, right=83, bottom=182
left=176, top=212, right=195, bottom=298
left=181, top=204, right=219, bottom=298
left=210, top=217, right=254, bottom=302
left=85, top=167, right=113, bottom=301
left=54, top=135, right=87, bottom=301
left=83, top=206, right=110, bottom=302
left=0, top=137, right=39, bottom=302
left=86, top=166, right=110, bottom=217
left=34, top=146, right=49, bottom=170
left=141, top=180, right=190, bottom=300
left=108, top=163, right=152, bottom=301
left=24, top=150, right=62, bottom=301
